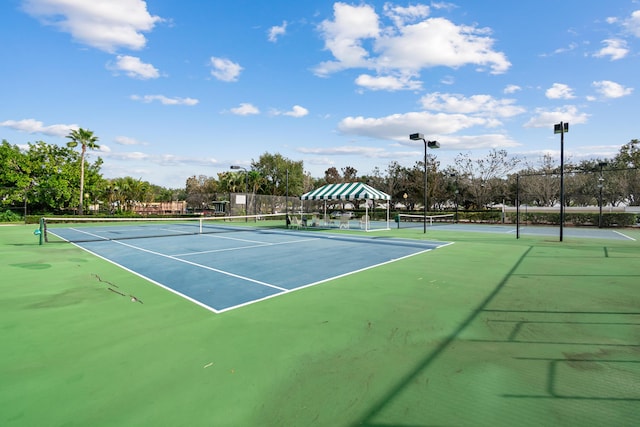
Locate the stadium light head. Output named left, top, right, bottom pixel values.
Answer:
left=554, top=122, right=569, bottom=134
left=409, top=133, right=424, bottom=141
left=427, top=141, right=440, bottom=149
left=230, top=165, right=243, bottom=170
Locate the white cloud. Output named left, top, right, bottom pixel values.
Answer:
left=270, top=105, right=309, bottom=117
left=268, top=21, right=287, bottom=42
left=504, top=84, right=521, bottom=94
left=592, top=80, right=633, bottom=98
left=314, top=3, right=510, bottom=82
left=108, top=151, right=149, bottom=161
left=355, top=73, right=421, bottom=91
left=230, top=103, right=260, bottom=115
left=545, top=83, right=575, bottom=100
left=378, top=17, right=510, bottom=73
left=551, top=42, right=578, bottom=55
left=524, top=105, right=589, bottom=128
left=420, top=92, right=525, bottom=118
left=110, top=55, right=160, bottom=79
left=337, top=111, right=487, bottom=142
left=593, top=38, right=629, bottom=60
left=383, top=3, right=431, bottom=27
left=302, top=132, right=520, bottom=155
left=0, top=118, right=77, bottom=137
left=315, top=3, right=380, bottom=75
left=22, top=0, right=163, bottom=53
left=624, top=10, right=640, bottom=37
left=104, top=151, right=219, bottom=169
left=442, top=134, right=521, bottom=150
left=440, top=75, right=455, bottom=85
left=130, top=94, right=199, bottom=106
left=283, top=105, right=309, bottom=118
left=114, top=136, right=147, bottom=146
left=209, top=57, right=243, bottom=82
left=298, top=145, right=388, bottom=158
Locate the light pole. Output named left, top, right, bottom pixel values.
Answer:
left=554, top=122, right=568, bottom=242
left=410, top=133, right=440, bottom=233
left=230, top=165, right=248, bottom=221
left=598, top=161, right=608, bottom=228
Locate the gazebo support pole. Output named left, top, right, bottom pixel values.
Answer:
left=365, top=202, right=369, bottom=231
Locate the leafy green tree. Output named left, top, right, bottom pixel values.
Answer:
left=247, top=170, right=265, bottom=194
left=185, top=175, right=219, bottom=211
left=615, top=139, right=640, bottom=168
left=216, top=172, right=244, bottom=194
left=153, top=186, right=186, bottom=202
left=251, top=152, right=304, bottom=196
left=66, top=128, right=100, bottom=214
left=1, top=140, right=104, bottom=214
left=612, top=139, right=640, bottom=206
left=0, top=140, right=30, bottom=206
left=31, top=142, right=94, bottom=212
left=108, top=176, right=154, bottom=212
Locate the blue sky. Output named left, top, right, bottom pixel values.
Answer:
left=1, top=0, right=639, bottom=188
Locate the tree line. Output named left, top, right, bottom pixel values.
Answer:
left=1, top=130, right=639, bottom=218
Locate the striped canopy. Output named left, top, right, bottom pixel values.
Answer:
left=300, top=182, right=390, bottom=201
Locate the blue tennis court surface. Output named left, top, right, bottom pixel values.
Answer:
left=51, top=227, right=451, bottom=313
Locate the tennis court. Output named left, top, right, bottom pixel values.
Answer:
left=44, top=217, right=451, bottom=312
left=2, top=221, right=639, bottom=427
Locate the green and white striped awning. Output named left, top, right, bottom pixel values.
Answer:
left=300, top=182, right=390, bottom=201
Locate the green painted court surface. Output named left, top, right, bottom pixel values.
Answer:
left=2, top=223, right=639, bottom=426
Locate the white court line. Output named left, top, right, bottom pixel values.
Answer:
left=67, top=226, right=190, bottom=240
left=200, top=233, right=276, bottom=245
left=68, top=228, right=110, bottom=240
left=46, top=230, right=226, bottom=313
left=108, top=239, right=288, bottom=292
left=216, top=240, right=456, bottom=313
left=613, top=230, right=637, bottom=241
left=171, top=237, right=318, bottom=257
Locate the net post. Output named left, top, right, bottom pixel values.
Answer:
left=199, top=217, right=203, bottom=234
left=39, top=217, right=45, bottom=245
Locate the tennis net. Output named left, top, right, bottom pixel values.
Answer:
left=396, top=213, right=455, bottom=229
left=41, top=213, right=288, bottom=243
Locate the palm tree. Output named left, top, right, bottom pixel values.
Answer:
left=66, top=128, right=100, bottom=215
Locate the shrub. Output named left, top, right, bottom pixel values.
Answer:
left=0, top=210, right=23, bottom=223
